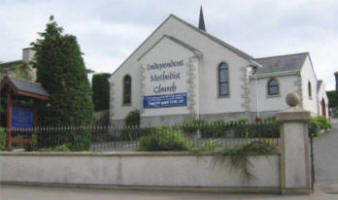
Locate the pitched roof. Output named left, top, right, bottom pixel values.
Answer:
left=170, top=15, right=254, bottom=62
left=0, top=60, right=24, bottom=68
left=1, top=76, right=49, bottom=99
left=254, top=52, right=308, bottom=74
left=111, top=14, right=256, bottom=77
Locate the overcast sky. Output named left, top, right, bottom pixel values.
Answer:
left=0, top=0, right=337, bottom=90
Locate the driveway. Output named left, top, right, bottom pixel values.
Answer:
left=314, top=118, right=338, bottom=193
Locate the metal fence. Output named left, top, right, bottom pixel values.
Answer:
left=6, top=121, right=280, bottom=152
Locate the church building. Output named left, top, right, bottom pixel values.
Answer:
left=109, top=9, right=329, bottom=126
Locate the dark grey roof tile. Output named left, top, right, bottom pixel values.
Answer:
left=9, top=77, right=49, bottom=97
left=254, top=52, right=308, bottom=74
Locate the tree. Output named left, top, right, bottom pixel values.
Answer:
left=327, top=91, right=337, bottom=109
left=31, top=16, right=94, bottom=150
left=92, top=73, right=110, bottom=111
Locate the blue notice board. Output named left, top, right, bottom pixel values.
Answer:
left=12, top=107, right=34, bottom=129
left=143, top=93, right=187, bottom=109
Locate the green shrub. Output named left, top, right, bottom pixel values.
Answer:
left=214, top=140, right=277, bottom=181
left=181, top=119, right=248, bottom=138
left=311, top=116, right=331, bottom=130
left=240, top=140, right=277, bottom=154
left=0, top=127, right=6, bottom=151
left=200, top=120, right=247, bottom=138
left=121, top=127, right=157, bottom=141
left=39, top=144, right=71, bottom=152
left=125, top=110, right=140, bottom=127
left=308, top=121, right=320, bottom=137
left=181, top=119, right=208, bottom=135
left=24, top=132, right=38, bottom=152
left=234, top=123, right=280, bottom=138
left=138, top=127, right=190, bottom=151
left=191, top=139, right=221, bottom=153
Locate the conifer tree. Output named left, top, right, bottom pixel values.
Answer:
left=31, top=16, right=94, bottom=150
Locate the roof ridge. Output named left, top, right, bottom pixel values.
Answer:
left=0, top=60, right=23, bottom=66
left=255, top=52, right=309, bottom=60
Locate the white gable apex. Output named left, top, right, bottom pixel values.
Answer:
left=110, top=14, right=255, bottom=80
left=138, top=35, right=202, bottom=62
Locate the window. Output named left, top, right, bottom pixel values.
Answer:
left=267, top=78, right=279, bottom=96
left=308, top=81, right=312, bottom=98
left=123, top=75, right=131, bottom=105
left=218, top=63, right=229, bottom=96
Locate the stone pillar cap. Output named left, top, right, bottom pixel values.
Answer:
left=276, top=107, right=311, bottom=122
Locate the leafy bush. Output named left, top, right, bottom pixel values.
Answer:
left=121, top=126, right=157, bottom=141
left=214, top=140, right=277, bottom=181
left=181, top=119, right=248, bottom=138
left=0, top=127, right=6, bottom=151
left=240, top=140, right=277, bottom=154
left=308, top=116, right=331, bottom=137
left=125, top=110, right=140, bottom=127
left=138, top=127, right=190, bottom=151
left=190, top=139, right=221, bottom=153
left=39, top=144, right=71, bottom=152
left=308, top=121, right=320, bottom=137
left=201, top=120, right=248, bottom=138
left=234, top=123, right=280, bottom=138
left=311, top=116, right=331, bottom=130
left=181, top=119, right=208, bottom=135
left=24, top=132, right=38, bottom=151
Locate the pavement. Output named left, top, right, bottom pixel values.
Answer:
left=313, top=118, right=338, bottom=194
left=0, top=184, right=338, bottom=200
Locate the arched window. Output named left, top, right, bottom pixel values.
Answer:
left=308, top=81, right=312, bottom=98
left=267, top=78, right=279, bottom=96
left=123, top=75, right=131, bottom=105
left=218, top=63, right=229, bottom=96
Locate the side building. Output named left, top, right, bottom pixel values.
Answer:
left=0, top=48, right=36, bottom=81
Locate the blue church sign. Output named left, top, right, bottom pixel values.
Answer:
left=12, top=107, right=34, bottom=129
left=143, top=92, right=187, bottom=109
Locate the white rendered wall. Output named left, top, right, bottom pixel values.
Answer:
left=0, top=153, right=280, bottom=189
left=138, top=37, right=195, bottom=117
left=109, top=16, right=251, bottom=123
left=300, top=57, right=318, bottom=115
left=249, top=75, right=299, bottom=113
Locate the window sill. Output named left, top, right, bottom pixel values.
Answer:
left=122, top=103, right=132, bottom=107
left=267, top=94, right=280, bottom=98
left=218, top=94, right=230, bottom=98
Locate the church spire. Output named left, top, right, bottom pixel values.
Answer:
left=198, top=6, right=206, bottom=31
